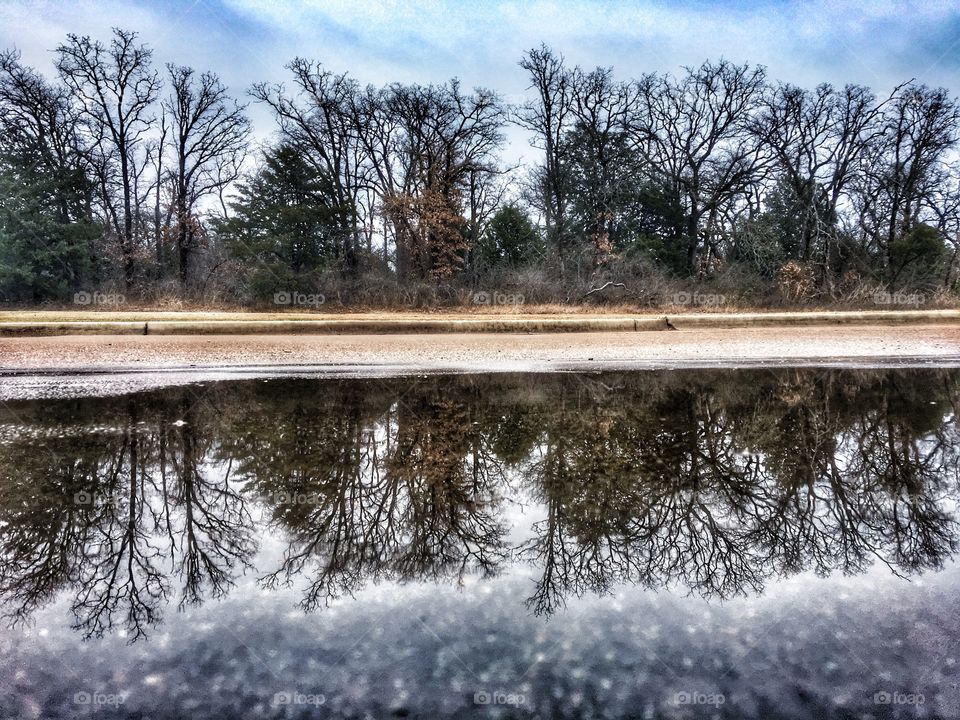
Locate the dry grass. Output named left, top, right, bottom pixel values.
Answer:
left=3, top=303, right=960, bottom=325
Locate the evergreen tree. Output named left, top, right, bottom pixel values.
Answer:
left=0, top=168, right=97, bottom=301
left=215, top=145, right=353, bottom=299
left=475, top=204, right=542, bottom=268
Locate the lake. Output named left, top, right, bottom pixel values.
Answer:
left=0, top=368, right=958, bottom=718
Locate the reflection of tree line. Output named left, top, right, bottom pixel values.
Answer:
left=521, top=371, right=960, bottom=613
left=0, top=370, right=957, bottom=639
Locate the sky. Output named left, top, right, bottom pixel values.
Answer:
left=2, top=0, right=960, bottom=164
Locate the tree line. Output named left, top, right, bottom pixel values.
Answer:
left=2, top=29, right=959, bottom=306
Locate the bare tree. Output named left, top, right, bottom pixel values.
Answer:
left=0, top=50, right=88, bottom=204
left=143, top=113, right=169, bottom=268
left=516, top=45, right=576, bottom=273
left=56, top=28, right=160, bottom=289
left=385, top=81, right=506, bottom=280
left=567, top=65, right=641, bottom=267
left=252, top=60, right=365, bottom=271
left=864, top=84, right=960, bottom=265
left=165, top=65, right=250, bottom=287
left=754, top=82, right=890, bottom=278
left=635, top=60, right=769, bottom=273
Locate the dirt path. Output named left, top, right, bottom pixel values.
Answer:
left=2, top=324, right=958, bottom=370
left=2, top=325, right=958, bottom=400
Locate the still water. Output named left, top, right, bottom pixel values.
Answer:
left=0, top=369, right=958, bottom=719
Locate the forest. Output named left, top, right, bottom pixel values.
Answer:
left=2, top=28, right=959, bottom=308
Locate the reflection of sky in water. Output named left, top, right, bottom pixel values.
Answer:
left=6, top=561, right=960, bottom=719
left=1, top=369, right=960, bottom=718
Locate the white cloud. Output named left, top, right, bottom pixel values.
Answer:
left=2, top=0, right=960, bottom=162
left=211, top=0, right=960, bottom=93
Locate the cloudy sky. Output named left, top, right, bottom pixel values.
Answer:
left=2, top=0, right=959, bottom=161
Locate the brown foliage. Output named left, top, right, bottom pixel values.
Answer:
left=776, top=261, right=817, bottom=302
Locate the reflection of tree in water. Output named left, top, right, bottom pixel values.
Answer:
left=0, top=370, right=958, bottom=639
left=521, top=378, right=767, bottom=613
left=224, top=381, right=512, bottom=611
left=520, top=370, right=960, bottom=614
left=0, top=391, right=253, bottom=640
left=746, top=372, right=960, bottom=578
left=161, top=397, right=255, bottom=608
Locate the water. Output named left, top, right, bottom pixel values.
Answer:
left=0, top=368, right=959, bottom=719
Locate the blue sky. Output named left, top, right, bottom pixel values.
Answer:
left=2, top=0, right=960, bottom=161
